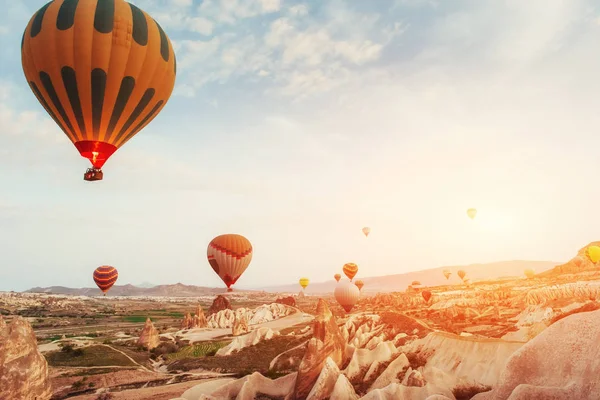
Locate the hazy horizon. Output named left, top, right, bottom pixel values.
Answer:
left=1, top=0, right=600, bottom=292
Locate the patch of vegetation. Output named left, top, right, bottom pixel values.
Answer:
left=406, top=351, right=430, bottom=369
left=96, top=393, right=115, bottom=400
left=122, top=315, right=149, bottom=323
left=168, top=341, right=230, bottom=360
left=45, top=345, right=137, bottom=368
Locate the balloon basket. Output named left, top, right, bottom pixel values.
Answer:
left=84, top=168, right=103, bottom=181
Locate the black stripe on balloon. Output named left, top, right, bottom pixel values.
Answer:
left=94, top=0, right=115, bottom=34
left=57, top=0, right=79, bottom=30
left=31, top=2, right=52, bottom=38
left=129, top=4, right=148, bottom=46
left=113, top=89, right=155, bottom=143
left=29, top=81, right=72, bottom=141
left=61, top=66, right=86, bottom=137
left=105, top=76, right=135, bottom=141
left=174, top=53, right=177, bottom=75
left=21, top=31, right=25, bottom=50
left=39, top=71, right=77, bottom=140
left=120, top=100, right=163, bottom=144
left=91, top=68, right=107, bottom=140
left=154, top=19, right=169, bottom=62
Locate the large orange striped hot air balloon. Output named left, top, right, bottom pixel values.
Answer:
left=207, top=234, right=253, bottom=292
left=93, top=266, right=118, bottom=296
left=343, top=262, right=358, bottom=281
left=334, top=273, right=341, bottom=282
left=21, top=0, right=176, bottom=181
left=334, top=280, right=360, bottom=312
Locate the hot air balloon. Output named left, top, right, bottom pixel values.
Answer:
left=334, top=273, right=341, bottom=282
left=588, top=245, right=600, bottom=263
left=467, top=208, right=477, bottom=219
left=207, top=234, right=253, bottom=292
left=524, top=269, right=535, bottom=279
left=443, top=269, right=451, bottom=280
left=93, top=266, right=118, bottom=296
left=457, top=270, right=466, bottom=280
left=21, top=0, right=177, bottom=181
left=343, top=263, right=358, bottom=281
left=334, top=280, right=360, bottom=312
left=411, top=280, right=421, bottom=286
left=355, top=280, right=364, bottom=291
left=422, top=290, right=432, bottom=302
left=299, top=277, right=310, bottom=290
left=362, top=227, right=371, bottom=237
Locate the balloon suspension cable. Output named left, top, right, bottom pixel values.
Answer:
left=84, top=167, right=104, bottom=182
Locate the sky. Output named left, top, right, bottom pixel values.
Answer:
left=1, top=0, right=600, bottom=292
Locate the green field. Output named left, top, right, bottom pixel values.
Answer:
left=45, top=345, right=138, bottom=368
left=167, top=341, right=230, bottom=360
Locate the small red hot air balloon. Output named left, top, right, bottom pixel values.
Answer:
left=422, top=290, right=432, bottom=303
left=93, top=266, right=118, bottom=296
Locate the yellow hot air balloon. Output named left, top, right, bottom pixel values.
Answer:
left=334, top=280, right=360, bottom=312
left=362, top=227, right=371, bottom=237
left=299, top=277, right=310, bottom=290
left=588, top=245, right=600, bottom=263
left=467, top=208, right=477, bottom=219
left=343, top=263, right=358, bottom=281
left=334, top=273, right=341, bottom=282
left=21, top=0, right=176, bottom=181
left=524, top=269, right=535, bottom=279
left=207, top=234, right=253, bottom=292
left=355, top=279, right=364, bottom=291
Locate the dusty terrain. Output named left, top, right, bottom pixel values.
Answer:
left=1, top=244, right=600, bottom=400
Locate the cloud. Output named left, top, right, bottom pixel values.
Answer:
left=198, top=0, right=281, bottom=24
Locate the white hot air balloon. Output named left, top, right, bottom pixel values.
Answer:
left=334, top=280, right=360, bottom=312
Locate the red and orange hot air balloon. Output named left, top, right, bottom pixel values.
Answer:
left=343, top=262, right=358, bottom=281
left=207, top=234, right=253, bottom=292
left=355, top=279, right=364, bottom=291
left=422, top=290, right=432, bottom=303
left=93, top=266, right=118, bottom=296
left=334, top=273, right=341, bottom=282
left=21, top=0, right=177, bottom=181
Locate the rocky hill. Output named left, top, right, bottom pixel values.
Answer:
left=538, top=241, right=600, bottom=277
left=24, top=283, right=257, bottom=297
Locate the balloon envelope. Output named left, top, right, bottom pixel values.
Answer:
left=334, top=273, right=341, bottom=282
left=422, top=290, right=432, bottom=302
left=457, top=270, right=466, bottom=280
left=588, top=245, right=600, bottom=263
left=299, top=277, right=310, bottom=289
left=467, top=208, right=477, bottom=219
left=21, top=0, right=177, bottom=170
left=443, top=270, right=451, bottom=280
left=362, top=227, right=371, bottom=237
left=355, top=280, right=364, bottom=291
left=343, top=263, right=358, bottom=281
left=207, top=234, right=253, bottom=291
left=334, top=280, right=360, bottom=312
left=524, top=269, right=535, bottom=279
left=93, top=266, right=118, bottom=294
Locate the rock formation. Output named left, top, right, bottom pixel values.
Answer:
left=472, top=308, right=600, bottom=400
left=298, top=290, right=306, bottom=299
left=137, top=317, right=160, bottom=350
left=232, top=313, right=249, bottom=336
left=0, top=316, right=52, bottom=400
left=208, top=295, right=232, bottom=316
left=217, top=327, right=279, bottom=356
left=207, top=303, right=295, bottom=329
left=181, top=313, right=193, bottom=329
left=194, top=304, right=208, bottom=328
left=276, top=296, right=296, bottom=307
left=293, top=299, right=347, bottom=400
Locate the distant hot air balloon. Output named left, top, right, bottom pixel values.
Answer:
left=411, top=281, right=422, bottom=286
left=334, top=273, right=341, bottom=282
left=21, top=0, right=177, bottom=181
left=93, top=266, right=118, bottom=296
left=422, top=290, right=432, bottom=302
left=443, top=270, right=451, bottom=280
left=299, top=277, right=310, bottom=290
left=467, top=208, right=477, bottom=220
left=355, top=280, right=364, bottom=291
left=207, top=234, right=253, bottom=292
left=524, top=269, right=535, bottom=279
left=343, top=263, right=358, bottom=281
left=588, top=245, right=600, bottom=264
left=334, top=280, right=360, bottom=312
left=457, top=270, right=466, bottom=281
left=362, top=227, right=371, bottom=237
